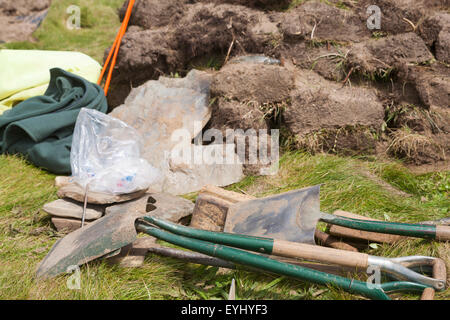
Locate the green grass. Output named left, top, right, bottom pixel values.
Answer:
left=1, top=152, right=448, bottom=300
left=0, top=0, right=449, bottom=300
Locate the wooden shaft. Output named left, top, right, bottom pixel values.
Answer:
left=421, top=288, right=435, bottom=300
left=272, top=239, right=369, bottom=269
left=329, top=210, right=405, bottom=244
left=200, top=185, right=255, bottom=203
left=314, top=230, right=360, bottom=252
left=436, top=225, right=450, bottom=241
left=420, top=258, right=447, bottom=300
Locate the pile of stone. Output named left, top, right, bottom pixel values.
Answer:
left=43, top=176, right=195, bottom=235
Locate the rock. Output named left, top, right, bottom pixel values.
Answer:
left=57, top=183, right=149, bottom=205
left=110, top=70, right=244, bottom=195
left=51, top=217, right=91, bottom=234
left=43, top=198, right=104, bottom=220
left=106, top=237, right=157, bottom=268
left=54, top=176, right=72, bottom=188
left=147, top=193, right=195, bottom=222
left=105, top=193, right=194, bottom=223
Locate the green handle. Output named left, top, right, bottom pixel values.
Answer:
left=142, top=215, right=274, bottom=254
left=137, top=223, right=428, bottom=300
left=321, top=213, right=437, bottom=239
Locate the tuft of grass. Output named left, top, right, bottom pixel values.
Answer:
left=387, top=126, right=444, bottom=162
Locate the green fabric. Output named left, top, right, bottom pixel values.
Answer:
left=0, top=68, right=108, bottom=174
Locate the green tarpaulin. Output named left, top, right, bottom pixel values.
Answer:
left=0, top=68, right=108, bottom=174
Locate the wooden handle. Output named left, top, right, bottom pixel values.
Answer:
left=421, top=288, right=436, bottom=300
left=436, top=225, right=450, bottom=241
left=272, top=239, right=369, bottom=269
left=200, top=185, right=255, bottom=202
left=329, top=210, right=405, bottom=244
left=314, top=230, right=360, bottom=252
left=420, top=258, right=447, bottom=300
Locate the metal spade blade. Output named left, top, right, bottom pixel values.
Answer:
left=35, top=196, right=150, bottom=279
left=224, top=185, right=321, bottom=244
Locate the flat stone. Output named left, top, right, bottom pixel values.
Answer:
left=106, top=237, right=157, bottom=268
left=57, top=183, right=149, bottom=205
left=54, top=176, right=72, bottom=188
left=51, top=217, right=91, bottom=234
left=105, top=192, right=194, bottom=223
left=109, top=70, right=244, bottom=195
left=43, top=198, right=104, bottom=220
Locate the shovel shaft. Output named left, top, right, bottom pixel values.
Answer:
left=272, top=239, right=369, bottom=269
left=143, top=216, right=445, bottom=290
left=320, top=213, right=444, bottom=240
left=144, top=216, right=370, bottom=268
left=137, top=224, right=394, bottom=300
left=143, top=216, right=274, bottom=253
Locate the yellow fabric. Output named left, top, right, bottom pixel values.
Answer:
left=0, top=49, right=101, bottom=114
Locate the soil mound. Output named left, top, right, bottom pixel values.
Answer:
left=108, top=0, right=449, bottom=168
left=0, top=0, right=50, bottom=43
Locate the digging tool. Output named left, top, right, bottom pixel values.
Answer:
left=36, top=191, right=445, bottom=290
left=147, top=244, right=375, bottom=276
left=136, top=222, right=431, bottom=300
left=420, top=258, right=447, bottom=300
left=36, top=201, right=434, bottom=300
left=224, top=185, right=450, bottom=244
left=35, top=196, right=148, bottom=279
left=144, top=216, right=446, bottom=291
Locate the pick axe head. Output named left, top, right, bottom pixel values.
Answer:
left=224, top=185, right=321, bottom=244
left=35, top=196, right=151, bottom=279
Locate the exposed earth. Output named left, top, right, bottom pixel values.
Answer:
left=0, top=0, right=50, bottom=43
left=105, top=0, right=449, bottom=171
left=2, top=0, right=448, bottom=171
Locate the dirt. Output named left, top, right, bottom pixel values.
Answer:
left=108, top=0, right=450, bottom=168
left=397, top=63, right=450, bottom=110
left=281, top=65, right=384, bottom=155
left=107, top=2, right=276, bottom=107
left=211, top=61, right=294, bottom=104
left=355, top=0, right=449, bottom=35
left=419, top=12, right=450, bottom=63
left=347, top=32, right=434, bottom=75
left=384, top=103, right=449, bottom=165
left=0, top=0, right=50, bottom=43
left=277, top=1, right=371, bottom=43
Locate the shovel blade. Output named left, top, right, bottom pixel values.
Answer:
left=35, top=197, right=149, bottom=279
left=224, top=185, right=321, bottom=244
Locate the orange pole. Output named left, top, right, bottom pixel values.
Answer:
left=98, top=0, right=135, bottom=96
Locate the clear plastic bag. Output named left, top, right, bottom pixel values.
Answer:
left=70, top=108, right=161, bottom=194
